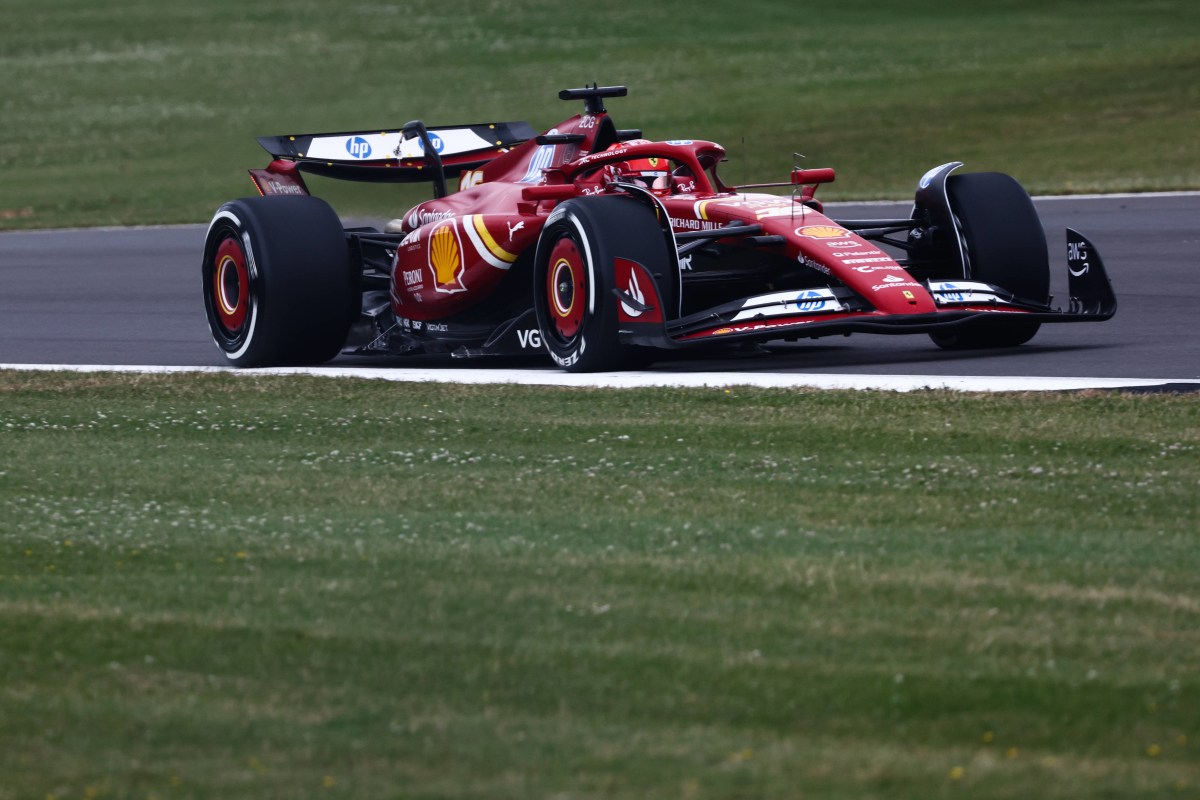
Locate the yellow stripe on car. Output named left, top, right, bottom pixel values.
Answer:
left=471, top=215, right=518, bottom=263
left=694, top=199, right=717, bottom=221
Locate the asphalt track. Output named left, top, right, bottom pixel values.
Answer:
left=1, top=194, right=1197, bottom=382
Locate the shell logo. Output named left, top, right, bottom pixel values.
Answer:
left=711, top=328, right=734, bottom=335
left=796, top=225, right=850, bottom=239
left=428, top=220, right=466, bottom=293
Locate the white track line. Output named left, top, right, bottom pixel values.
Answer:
left=3, top=192, right=1197, bottom=235
left=1030, top=190, right=1200, bottom=201
left=801, top=191, right=1200, bottom=208
left=3, top=364, right=1197, bottom=393
left=0, top=223, right=207, bottom=236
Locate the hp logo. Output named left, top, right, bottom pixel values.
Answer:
left=429, top=136, right=445, bottom=153
left=346, top=137, right=373, bottom=159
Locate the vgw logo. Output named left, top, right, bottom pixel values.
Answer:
left=516, top=329, right=542, bottom=349
left=346, top=137, right=373, bottom=159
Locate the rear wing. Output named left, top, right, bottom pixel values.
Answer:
left=255, top=121, right=536, bottom=184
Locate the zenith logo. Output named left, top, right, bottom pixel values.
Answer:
left=346, top=137, right=372, bottom=159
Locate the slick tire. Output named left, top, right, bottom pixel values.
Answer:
left=928, top=320, right=1041, bottom=350
left=533, top=196, right=667, bottom=372
left=931, top=172, right=1048, bottom=350
left=202, top=196, right=357, bottom=367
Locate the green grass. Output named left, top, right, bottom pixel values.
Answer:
left=1, top=370, right=1198, bottom=798
left=2, top=0, right=1199, bottom=230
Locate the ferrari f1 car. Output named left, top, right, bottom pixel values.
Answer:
left=202, top=85, right=1116, bottom=371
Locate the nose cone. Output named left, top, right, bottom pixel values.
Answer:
left=784, top=221, right=936, bottom=314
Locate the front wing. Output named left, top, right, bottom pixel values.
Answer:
left=619, top=228, right=1117, bottom=348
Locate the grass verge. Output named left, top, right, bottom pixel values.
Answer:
left=2, top=0, right=1200, bottom=230
left=1, top=370, right=1198, bottom=798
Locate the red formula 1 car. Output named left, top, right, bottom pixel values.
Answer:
left=202, top=85, right=1116, bottom=371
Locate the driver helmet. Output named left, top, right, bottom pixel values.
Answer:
left=605, top=143, right=670, bottom=193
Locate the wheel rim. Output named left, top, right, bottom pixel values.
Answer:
left=546, top=237, right=586, bottom=341
left=212, top=237, right=249, bottom=334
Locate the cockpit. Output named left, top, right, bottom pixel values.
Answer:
left=573, top=143, right=728, bottom=196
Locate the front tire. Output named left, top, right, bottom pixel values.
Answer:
left=532, top=196, right=669, bottom=372
left=929, top=321, right=1041, bottom=350
left=930, top=172, right=1048, bottom=350
left=202, top=196, right=356, bottom=366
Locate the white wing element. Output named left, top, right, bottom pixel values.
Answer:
left=927, top=280, right=1007, bottom=305
left=729, top=288, right=846, bottom=321
left=305, top=129, right=497, bottom=162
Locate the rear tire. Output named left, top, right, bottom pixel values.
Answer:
left=202, top=196, right=356, bottom=367
left=930, top=172, right=1047, bottom=349
left=533, top=196, right=669, bottom=372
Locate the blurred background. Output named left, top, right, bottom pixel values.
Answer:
left=1, top=0, right=1198, bottom=229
